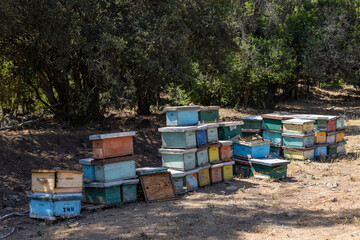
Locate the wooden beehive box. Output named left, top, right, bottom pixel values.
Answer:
left=196, top=145, right=210, bottom=167
left=79, top=156, right=137, bottom=183
left=208, top=143, right=221, bottom=164
left=139, top=172, right=177, bottom=203
left=84, top=180, right=123, bottom=205
left=262, top=130, right=283, bottom=146
left=218, top=121, right=244, bottom=140
left=282, top=119, right=314, bottom=133
left=242, top=129, right=262, bottom=138
left=336, top=141, right=346, bottom=155
left=336, top=130, right=345, bottom=142
left=282, top=132, right=315, bottom=149
left=205, top=123, right=219, bottom=143
left=315, top=130, right=327, bottom=144
left=159, top=148, right=197, bottom=171
left=121, top=179, right=139, bottom=203
left=198, top=106, right=220, bottom=123
left=222, top=161, right=235, bottom=181
left=233, top=135, right=271, bottom=159
left=184, top=168, right=199, bottom=192
left=282, top=147, right=315, bottom=160
left=219, top=140, right=233, bottom=161
left=326, top=131, right=336, bottom=144
left=159, top=126, right=197, bottom=149
left=164, top=106, right=200, bottom=126
left=261, top=113, right=293, bottom=131
left=197, top=165, right=211, bottom=187
left=32, top=170, right=82, bottom=194
left=314, top=144, right=328, bottom=158
left=195, top=125, right=208, bottom=148
left=336, top=116, right=346, bottom=130
left=233, top=159, right=252, bottom=178
left=89, top=131, right=135, bottom=159
left=242, top=115, right=262, bottom=130
left=250, top=158, right=290, bottom=179
left=168, top=170, right=186, bottom=195
left=210, top=163, right=223, bottom=184
left=28, top=193, right=82, bottom=220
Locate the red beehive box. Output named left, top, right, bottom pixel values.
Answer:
left=219, top=140, right=233, bottom=161
left=210, top=163, right=223, bottom=184
left=89, top=132, right=136, bottom=159
left=327, top=117, right=337, bottom=132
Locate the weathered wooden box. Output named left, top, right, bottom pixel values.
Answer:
left=32, top=170, right=82, bottom=194
left=210, top=163, right=223, bottom=184
left=208, top=143, right=221, bottom=163
left=242, top=129, right=262, bottom=138
left=121, top=179, right=139, bottom=203
left=205, top=123, right=219, bottom=143
left=198, top=106, right=220, bottom=123
left=337, top=141, right=346, bottom=155
left=198, top=165, right=211, bottom=187
left=314, top=144, right=328, bottom=158
left=195, top=125, right=208, bottom=148
left=219, top=140, right=233, bottom=161
left=315, top=130, right=327, bottom=144
left=282, top=119, right=314, bottom=133
left=336, top=130, right=345, bottom=143
left=79, top=156, right=137, bottom=183
left=282, top=132, right=315, bottom=149
left=168, top=170, right=186, bottom=195
left=233, top=159, right=252, bottom=178
left=270, top=146, right=282, bottom=157
left=164, top=106, right=200, bottom=126
left=196, top=146, right=209, bottom=167
left=218, top=121, right=244, bottom=140
left=326, top=131, right=336, bottom=144
left=159, top=148, right=197, bottom=171
left=261, top=113, right=293, bottom=131
left=28, top=193, right=82, bottom=220
left=250, top=158, right=290, bottom=179
left=263, top=130, right=282, bottom=146
left=84, top=180, right=122, bottom=205
left=222, top=161, right=235, bottom=181
left=90, top=132, right=135, bottom=159
left=336, top=117, right=346, bottom=130
left=184, top=169, right=199, bottom=192
left=282, top=147, right=315, bottom=160
left=159, top=126, right=197, bottom=149
left=233, top=136, right=271, bottom=159
left=242, top=115, right=262, bottom=129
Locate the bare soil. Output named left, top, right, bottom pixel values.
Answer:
left=1, top=86, right=360, bottom=239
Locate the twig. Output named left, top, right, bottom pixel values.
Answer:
left=0, top=227, right=15, bottom=239
left=0, top=210, right=29, bottom=220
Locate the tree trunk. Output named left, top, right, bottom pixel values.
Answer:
left=134, top=79, right=151, bottom=115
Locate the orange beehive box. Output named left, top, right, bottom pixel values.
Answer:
left=219, top=140, right=233, bottom=161
left=89, top=132, right=136, bottom=159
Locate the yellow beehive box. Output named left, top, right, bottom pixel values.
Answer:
left=197, top=165, right=211, bottom=187
left=336, top=130, right=345, bottom=143
left=315, top=130, right=327, bottom=144
left=31, top=170, right=83, bottom=193
left=222, top=161, right=235, bottom=181
left=282, top=119, right=314, bottom=133
left=282, top=147, right=314, bottom=160
left=208, top=143, right=220, bottom=163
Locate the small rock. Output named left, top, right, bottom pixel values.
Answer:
left=287, top=212, right=297, bottom=217
left=324, top=182, right=327, bottom=185
left=331, top=197, right=337, bottom=202
left=226, top=186, right=238, bottom=191
left=157, top=233, right=167, bottom=237
left=332, top=183, right=339, bottom=188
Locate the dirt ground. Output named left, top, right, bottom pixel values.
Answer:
left=1, top=86, right=360, bottom=239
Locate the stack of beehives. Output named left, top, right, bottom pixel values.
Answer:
left=79, top=132, right=139, bottom=206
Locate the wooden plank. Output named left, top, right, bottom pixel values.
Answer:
left=139, top=172, right=177, bottom=203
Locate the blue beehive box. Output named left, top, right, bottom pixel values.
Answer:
left=314, top=144, right=328, bottom=158
left=164, top=106, right=200, bottom=126
left=79, top=156, right=137, bottom=183
left=28, top=193, right=82, bottom=221
left=195, top=125, right=208, bottom=148
left=158, top=126, right=198, bottom=149
left=282, top=132, right=315, bottom=149
left=233, top=136, right=271, bottom=159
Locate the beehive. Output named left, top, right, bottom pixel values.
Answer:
left=208, top=143, right=221, bottom=163
left=270, top=146, right=282, bottom=157
left=328, top=144, right=338, bottom=157
left=89, top=132, right=135, bottom=159
left=159, top=126, right=197, bottom=149
left=198, top=106, right=220, bottom=123
left=195, top=125, right=208, bottom=148
left=219, top=140, right=233, bottom=161
left=210, top=163, right=223, bottom=184
left=31, top=170, right=82, bottom=194
left=314, top=144, right=328, bottom=158
left=168, top=170, right=186, bottom=195
left=282, top=147, right=315, bottom=160
left=164, top=106, right=200, bottom=126
left=242, top=129, right=262, bottom=138
left=184, top=169, right=199, bottom=192
left=121, top=179, right=139, bottom=203
left=242, top=115, right=262, bottom=130
left=218, top=121, right=244, bottom=140
left=294, top=115, right=337, bottom=131
left=159, top=148, right=197, bottom=171
left=336, top=130, right=345, bottom=143
left=197, top=165, right=211, bottom=187
left=282, top=119, right=314, bottom=133
left=222, top=161, right=235, bottom=181
left=262, top=130, right=282, bottom=146
left=314, top=130, right=327, bottom=144
left=136, top=167, right=168, bottom=176
left=233, top=159, right=252, bottom=178
left=336, top=116, right=346, bottom=130
left=261, top=113, right=293, bottom=131
left=84, top=180, right=123, bottom=205
left=250, top=158, right=290, bottom=179
left=205, top=123, right=219, bottom=143
left=196, top=145, right=210, bottom=167
left=282, top=132, right=315, bottom=149
left=326, top=132, right=336, bottom=144
left=233, top=136, right=271, bottom=159
left=337, top=141, right=346, bottom=155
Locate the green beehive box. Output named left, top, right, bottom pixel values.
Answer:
left=84, top=180, right=123, bottom=205
left=218, top=121, right=244, bottom=140
left=159, top=148, right=197, bottom=171
left=159, top=126, right=198, bottom=149
left=250, top=158, right=290, bottom=179
left=121, top=179, right=139, bottom=203
left=328, top=143, right=338, bottom=156
left=205, top=123, right=219, bottom=143
left=282, top=132, right=315, bottom=149
left=242, top=115, right=262, bottom=129
left=261, top=113, right=293, bottom=131
left=198, top=106, right=220, bottom=123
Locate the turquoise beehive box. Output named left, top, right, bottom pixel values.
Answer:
left=198, top=106, right=220, bottom=123
left=84, top=180, right=123, bottom=205
left=196, top=145, right=210, bottom=167
left=261, top=113, right=293, bottom=131
left=205, top=123, right=219, bottom=143
left=242, top=115, right=263, bottom=130
left=233, top=136, right=271, bottom=159
left=262, top=130, right=282, bottom=146
left=168, top=169, right=186, bottom=195
left=159, top=148, right=197, bottom=171
left=159, top=126, right=197, bottom=149
left=164, top=106, right=200, bottom=126
left=121, top=179, right=139, bottom=203
left=282, top=132, right=315, bottom=149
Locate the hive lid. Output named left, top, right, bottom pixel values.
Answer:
left=282, top=132, right=315, bottom=138
left=84, top=180, right=124, bottom=188
left=199, top=106, right=220, bottom=111
left=242, top=129, right=262, bottom=133
left=28, top=193, right=82, bottom=200
left=337, top=140, right=346, bottom=146
left=164, top=106, right=200, bottom=112
left=233, top=159, right=251, bottom=165
left=136, top=167, right=168, bottom=175
left=79, top=155, right=137, bottom=165
left=158, top=148, right=197, bottom=154
left=89, top=131, right=136, bottom=141
left=250, top=158, right=290, bottom=166
left=222, top=160, right=235, bottom=166
left=242, top=115, right=263, bottom=121
left=316, top=143, right=329, bottom=147
left=219, top=140, right=233, bottom=146
left=208, top=143, right=221, bottom=148
left=31, top=170, right=82, bottom=174
left=197, top=145, right=210, bottom=151
left=196, top=124, right=208, bottom=131
left=219, top=121, right=244, bottom=127
left=184, top=168, right=200, bottom=175
left=282, top=119, right=315, bottom=125
left=210, top=163, right=224, bottom=168
left=204, top=123, right=220, bottom=128
left=233, top=135, right=271, bottom=147
left=158, top=125, right=199, bottom=132
left=168, top=169, right=186, bottom=178
left=122, top=178, right=139, bottom=185
left=198, top=165, right=210, bottom=171
left=294, top=114, right=338, bottom=121
left=30, top=192, right=83, bottom=198
left=282, top=146, right=315, bottom=151
left=327, top=131, right=337, bottom=136
left=261, top=113, right=294, bottom=120
left=79, top=158, right=93, bottom=165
